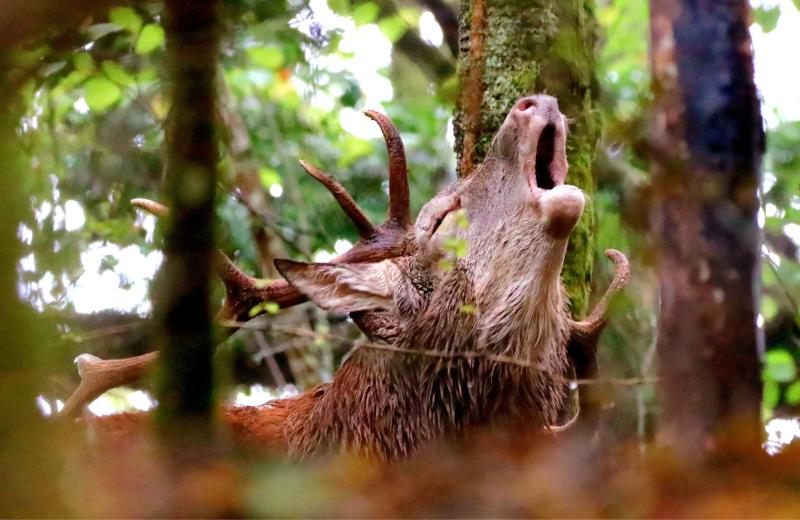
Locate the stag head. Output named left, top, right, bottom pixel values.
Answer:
left=278, top=96, right=583, bottom=363
left=64, top=96, right=629, bottom=443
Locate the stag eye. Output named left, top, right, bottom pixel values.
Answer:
left=535, top=123, right=556, bottom=190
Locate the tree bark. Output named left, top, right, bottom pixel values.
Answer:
left=649, top=0, right=763, bottom=457
left=154, top=0, right=221, bottom=438
left=454, top=0, right=600, bottom=314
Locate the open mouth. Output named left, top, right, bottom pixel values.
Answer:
left=534, top=123, right=556, bottom=190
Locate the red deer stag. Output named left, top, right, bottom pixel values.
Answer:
left=64, top=95, right=629, bottom=460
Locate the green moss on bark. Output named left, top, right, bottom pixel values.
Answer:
left=455, top=0, right=600, bottom=314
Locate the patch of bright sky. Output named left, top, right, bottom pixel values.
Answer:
left=68, top=242, right=162, bottom=315
left=751, top=0, right=800, bottom=127
left=765, top=417, right=800, bottom=455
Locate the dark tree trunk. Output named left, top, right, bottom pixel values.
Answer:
left=154, top=0, right=221, bottom=439
left=454, top=0, right=600, bottom=315
left=649, top=0, right=764, bottom=457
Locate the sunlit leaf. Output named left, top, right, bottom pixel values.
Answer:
left=786, top=381, right=800, bottom=405
left=753, top=6, right=781, bottom=33
left=761, top=295, right=779, bottom=321
left=109, top=6, right=142, bottom=34
left=763, top=349, right=798, bottom=383
left=84, top=76, right=122, bottom=112
left=378, top=15, right=407, bottom=42
left=352, top=2, right=379, bottom=25
left=459, top=303, right=476, bottom=314
left=328, top=0, right=350, bottom=15
left=763, top=380, right=780, bottom=410
left=135, top=24, right=165, bottom=55
left=258, top=167, right=281, bottom=188
left=247, top=46, right=284, bottom=70
left=73, top=52, right=94, bottom=74
left=101, top=61, right=135, bottom=87
left=55, top=70, right=89, bottom=92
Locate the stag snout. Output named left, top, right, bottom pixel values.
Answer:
left=511, top=95, right=569, bottom=194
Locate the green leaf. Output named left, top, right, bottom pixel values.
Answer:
left=763, top=380, right=780, bottom=410
left=352, top=2, right=379, bottom=25
left=786, top=381, right=800, bottom=405
left=247, top=46, right=284, bottom=70
left=453, top=209, right=469, bottom=230
left=109, top=7, right=142, bottom=34
left=754, top=6, right=780, bottom=33
left=101, top=61, right=135, bottom=87
left=443, top=236, right=468, bottom=258
left=55, top=70, right=89, bottom=92
left=763, top=349, right=798, bottom=383
left=84, top=76, right=122, bottom=112
left=761, top=295, right=779, bottom=322
left=135, top=24, right=165, bottom=55
left=793, top=0, right=800, bottom=13
left=258, top=167, right=281, bottom=188
left=378, top=15, right=407, bottom=42
left=137, top=67, right=157, bottom=84
left=459, top=303, right=476, bottom=315
left=85, top=23, right=122, bottom=41
left=328, top=0, right=349, bottom=15
left=73, top=52, right=94, bottom=74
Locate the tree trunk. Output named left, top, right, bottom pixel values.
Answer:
left=154, top=0, right=221, bottom=439
left=0, top=55, right=65, bottom=517
left=454, top=0, right=600, bottom=314
left=649, top=0, right=763, bottom=457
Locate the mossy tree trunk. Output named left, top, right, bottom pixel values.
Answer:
left=454, top=0, right=600, bottom=314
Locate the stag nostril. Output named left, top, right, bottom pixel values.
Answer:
left=517, top=98, right=537, bottom=112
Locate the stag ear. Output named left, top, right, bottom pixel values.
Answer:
left=274, top=259, right=397, bottom=314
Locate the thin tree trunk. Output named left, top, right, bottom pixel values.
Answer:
left=155, top=0, right=221, bottom=439
left=649, top=0, right=763, bottom=457
left=0, top=55, right=65, bottom=517
left=454, top=0, right=600, bottom=315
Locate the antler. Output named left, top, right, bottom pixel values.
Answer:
left=569, top=249, right=630, bottom=341
left=62, top=111, right=412, bottom=415
left=60, top=352, right=159, bottom=417
left=566, top=249, right=630, bottom=428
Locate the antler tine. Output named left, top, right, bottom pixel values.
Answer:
left=570, top=249, right=631, bottom=338
left=214, top=251, right=306, bottom=322
left=131, top=198, right=308, bottom=321
left=364, top=110, right=410, bottom=228
left=131, top=198, right=169, bottom=217
left=60, top=352, right=159, bottom=417
left=299, top=159, right=376, bottom=239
